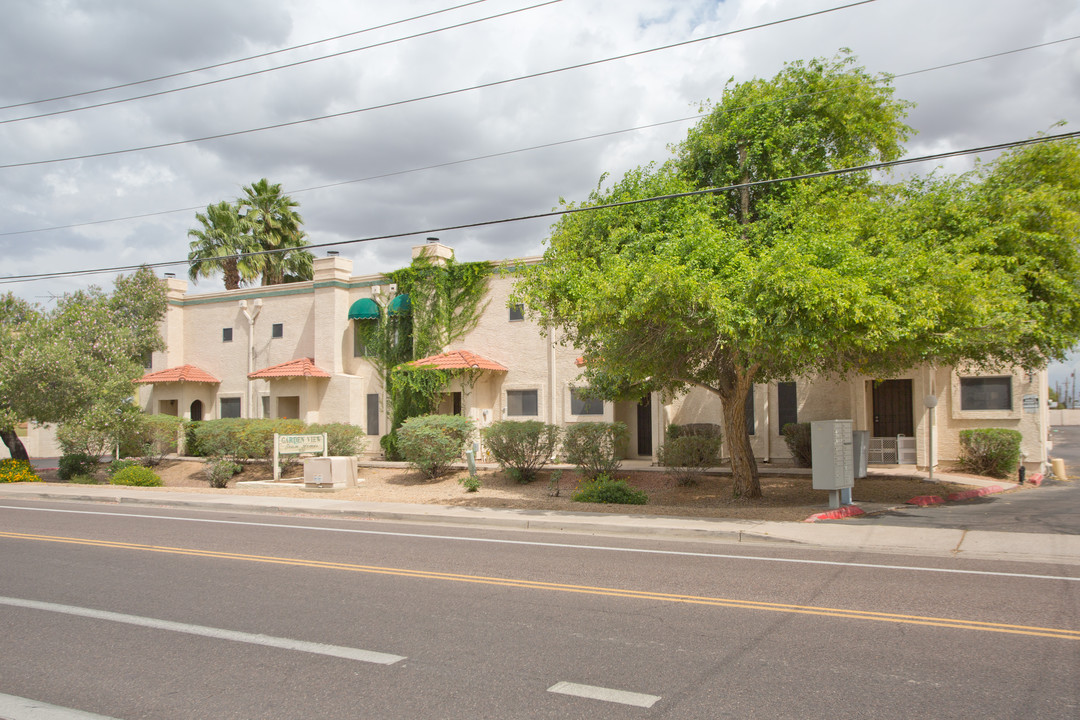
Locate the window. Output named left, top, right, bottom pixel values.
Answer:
left=507, top=389, right=538, bottom=416
left=260, top=396, right=270, bottom=419
left=778, top=381, right=797, bottom=430
left=960, top=376, right=1012, bottom=411
left=222, top=327, right=233, bottom=342
left=745, top=385, right=755, bottom=436
left=509, top=303, right=524, bottom=322
left=220, top=397, right=241, bottom=419
left=271, top=323, right=284, bottom=339
left=570, top=388, right=604, bottom=415
left=367, top=394, right=380, bottom=435
left=142, top=350, right=153, bottom=370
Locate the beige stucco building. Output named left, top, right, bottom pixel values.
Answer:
left=135, top=241, right=1050, bottom=474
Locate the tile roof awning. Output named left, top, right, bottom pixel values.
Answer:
left=248, top=357, right=331, bottom=379
left=136, top=365, right=220, bottom=384
left=406, top=350, right=508, bottom=372
left=348, top=297, right=380, bottom=320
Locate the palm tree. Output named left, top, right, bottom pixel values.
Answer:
left=187, top=201, right=256, bottom=290
left=239, top=178, right=313, bottom=286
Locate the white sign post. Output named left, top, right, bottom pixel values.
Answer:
left=273, top=433, right=328, bottom=481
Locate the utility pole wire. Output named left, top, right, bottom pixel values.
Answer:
left=0, top=0, right=876, bottom=169
left=1, top=128, right=1075, bottom=286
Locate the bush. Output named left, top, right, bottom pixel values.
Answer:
left=572, top=475, right=648, bottom=505
left=109, top=465, right=162, bottom=486
left=380, top=431, right=401, bottom=461
left=0, top=460, right=42, bottom=483
left=56, top=422, right=113, bottom=459
left=309, top=423, right=367, bottom=457
left=658, top=425, right=722, bottom=484
left=108, top=458, right=142, bottom=477
left=396, top=414, right=475, bottom=479
left=781, top=422, right=812, bottom=467
left=958, top=428, right=1023, bottom=478
left=459, top=474, right=481, bottom=492
left=119, top=414, right=183, bottom=465
left=204, top=458, right=242, bottom=488
left=58, top=452, right=99, bottom=481
left=68, top=474, right=99, bottom=485
left=561, top=422, right=628, bottom=479
left=482, top=420, right=561, bottom=483
left=189, top=418, right=308, bottom=462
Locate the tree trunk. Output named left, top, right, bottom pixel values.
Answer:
left=0, top=426, right=30, bottom=462
left=223, top=257, right=240, bottom=290
left=716, top=364, right=761, bottom=498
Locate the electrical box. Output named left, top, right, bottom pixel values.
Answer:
left=811, top=420, right=854, bottom=491
left=303, top=456, right=358, bottom=488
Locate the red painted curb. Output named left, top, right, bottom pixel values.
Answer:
left=946, top=486, right=1004, bottom=501
left=804, top=505, right=867, bottom=522
left=906, top=495, right=944, bottom=506
left=1026, top=473, right=1044, bottom=486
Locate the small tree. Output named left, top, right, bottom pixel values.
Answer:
left=658, top=424, right=722, bottom=485
left=397, top=415, right=475, bottom=479
left=482, top=420, right=561, bottom=483
left=958, top=428, right=1022, bottom=478
left=562, top=422, right=628, bottom=479
left=781, top=423, right=813, bottom=468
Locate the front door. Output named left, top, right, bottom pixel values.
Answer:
left=873, top=379, right=913, bottom=437
left=637, top=396, right=652, bottom=456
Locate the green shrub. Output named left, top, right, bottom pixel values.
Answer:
left=658, top=425, right=722, bottom=484
left=185, top=421, right=203, bottom=456
left=56, top=422, right=113, bottom=459
left=108, top=458, right=142, bottom=476
left=561, top=422, right=628, bottom=479
left=781, top=422, right=812, bottom=468
left=68, top=474, right=99, bottom=485
left=396, top=414, right=475, bottom=479
left=0, top=460, right=42, bottom=483
left=482, top=420, right=561, bottom=483
left=204, top=458, right=242, bottom=488
left=380, top=431, right=402, bottom=461
left=309, top=423, right=367, bottom=456
left=189, top=418, right=308, bottom=462
left=58, top=452, right=99, bottom=481
left=119, top=414, right=184, bottom=465
left=109, top=465, right=162, bottom=487
left=958, top=428, right=1023, bottom=478
left=459, top=474, right=481, bottom=492
left=572, top=475, right=647, bottom=505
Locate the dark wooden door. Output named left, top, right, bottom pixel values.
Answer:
left=637, top=396, right=652, bottom=456
left=873, top=379, right=913, bottom=437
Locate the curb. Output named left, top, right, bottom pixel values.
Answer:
left=804, top=505, right=866, bottom=522
left=906, top=495, right=945, bottom=507
left=946, top=486, right=1004, bottom=501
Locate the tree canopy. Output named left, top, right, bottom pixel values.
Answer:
left=515, top=55, right=1080, bottom=498
left=187, top=178, right=313, bottom=289
left=0, top=268, right=167, bottom=460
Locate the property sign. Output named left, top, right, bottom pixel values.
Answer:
left=1023, top=394, right=1039, bottom=413
left=276, top=433, right=327, bottom=455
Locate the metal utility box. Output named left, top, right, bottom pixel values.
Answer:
left=303, top=456, right=358, bottom=488
left=812, top=420, right=854, bottom=508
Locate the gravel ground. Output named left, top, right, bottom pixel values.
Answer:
left=39, top=459, right=980, bottom=523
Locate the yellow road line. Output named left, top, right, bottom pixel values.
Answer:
left=4, top=530, right=1078, bottom=641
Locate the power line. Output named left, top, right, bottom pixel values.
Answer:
left=0, top=0, right=561, bottom=125
left=0, top=0, right=493, bottom=111
left=3, top=30, right=1076, bottom=238
left=0, top=0, right=876, bottom=170
left=2, top=130, right=1075, bottom=286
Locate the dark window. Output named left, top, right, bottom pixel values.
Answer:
left=354, top=322, right=376, bottom=357
left=745, top=385, right=755, bottom=436
left=367, top=394, right=380, bottom=435
left=142, top=350, right=153, bottom=369
left=222, top=328, right=233, bottom=342
left=509, top=303, right=525, bottom=322
left=507, top=389, right=538, bottom=416
left=271, top=323, right=284, bottom=339
left=570, top=388, right=604, bottom=415
left=778, top=381, right=797, bottom=430
left=220, top=397, right=241, bottom=419
left=960, top=377, right=1012, bottom=410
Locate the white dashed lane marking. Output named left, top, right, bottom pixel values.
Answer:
left=548, top=681, right=661, bottom=708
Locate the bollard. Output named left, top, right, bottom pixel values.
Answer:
left=466, top=448, right=476, bottom=476
left=1018, top=465, right=1026, bottom=485
left=1052, top=457, right=1067, bottom=481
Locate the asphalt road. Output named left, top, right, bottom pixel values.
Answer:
left=0, top=500, right=1077, bottom=719
left=833, top=426, right=1080, bottom=534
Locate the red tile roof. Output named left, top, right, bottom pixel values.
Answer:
left=136, top=365, right=220, bottom=384
left=248, top=357, right=331, bottom=379
left=407, top=349, right=508, bottom=372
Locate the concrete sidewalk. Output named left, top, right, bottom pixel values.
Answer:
left=0, top=481, right=1076, bottom=566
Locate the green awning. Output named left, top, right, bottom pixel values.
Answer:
left=348, top=297, right=380, bottom=320
left=389, top=293, right=411, bottom=316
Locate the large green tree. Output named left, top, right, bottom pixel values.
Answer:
left=239, top=178, right=313, bottom=286
left=516, top=56, right=1080, bottom=498
left=0, top=268, right=167, bottom=460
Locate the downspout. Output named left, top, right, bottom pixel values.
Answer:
left=548, top=329, right=557, bottom=426
left=763, top=383, right=771, bottom=463
left=241, top=298, right=262, bottom=418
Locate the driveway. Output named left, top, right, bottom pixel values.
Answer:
left=830, top=426, right=1080, bottom=535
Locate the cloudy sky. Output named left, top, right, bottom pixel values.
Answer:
left=2, top=0, right=1079, bottom=376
